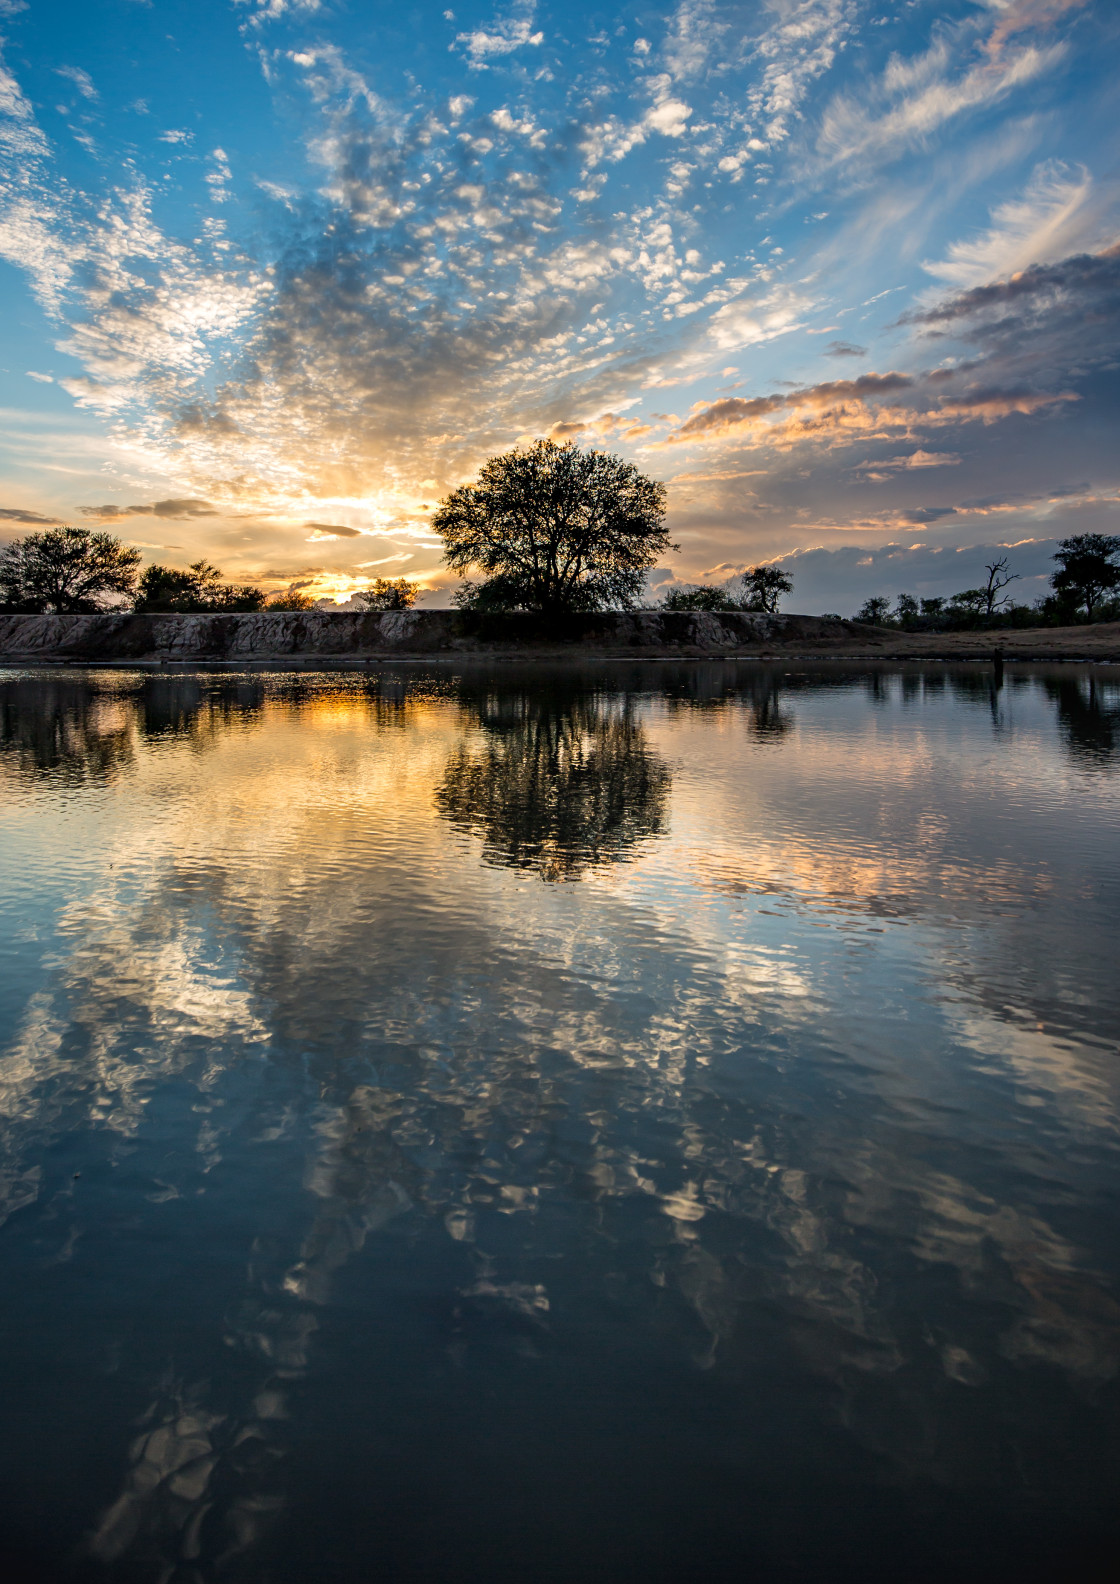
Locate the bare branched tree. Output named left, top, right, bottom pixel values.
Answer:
left=981, top=558, right=1019, bottom=617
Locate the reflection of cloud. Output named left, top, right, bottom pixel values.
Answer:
left=2, top=667, right=1119, bottom=1576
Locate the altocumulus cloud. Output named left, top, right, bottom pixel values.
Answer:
left=0, top=0, right=1115, bottom=587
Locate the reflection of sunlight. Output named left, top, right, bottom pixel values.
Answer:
left=1, top=668, right=1118, bottom=1576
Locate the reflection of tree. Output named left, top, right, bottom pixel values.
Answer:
left=140, top=675, right=264, bottom=742
left=0, top=675, right=135, bottom=783
left=659, top=666, right=795, bottom=737
left=4, top=670, right=1120, bottom=1579
left=435, top=688, right=671, bottom=879
left=1045, top=676, right=1120, bottom=768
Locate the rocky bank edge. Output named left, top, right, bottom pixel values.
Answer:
left=0, top=609, right=1117, bottom=662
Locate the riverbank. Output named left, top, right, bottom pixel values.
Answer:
left=1, top=608, right=1118, bottom=662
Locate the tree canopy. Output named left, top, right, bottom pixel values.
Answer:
left=0, top=527, right=141, bottom=613
left=356, top=577, right=419, bottom=612
left=661, top=584, right=739, bottom=612
left=434, top=440, right=674, bottom=614
left=1050, top=534, right=1120, bottom=621
left=135, top=560, right=266, bottom=613
left=661, top=564, right=794, bottom=614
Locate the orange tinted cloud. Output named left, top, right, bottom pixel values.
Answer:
left=664, top=371, right=1078, bottom=450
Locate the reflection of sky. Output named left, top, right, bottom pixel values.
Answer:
left=0, top=663, right=1118, bottom=1580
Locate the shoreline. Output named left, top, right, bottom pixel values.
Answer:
left=1, top=608, right=1118, bottom=665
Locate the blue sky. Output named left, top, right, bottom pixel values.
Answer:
left=1, top=0, right=1117, bottom=609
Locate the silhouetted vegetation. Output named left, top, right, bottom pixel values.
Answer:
left=855, top=542, right=1120, bottom=631
left=135, top=560, right=267, bottom=612
left=435, top=685, right=671, bottom=879
left=1043, top=675, right=1120, bottom=768
left=0, top=675, right=136, bottom=782
left=1048, top=534, right=1120, bottom=622
left=0, top=527, right=141, bottom=612
left=355, top=577, right=419, bottom=611
left=660, top=564, right=794, bottom=613
left=436, top=439, right=674, bottom=613
left=266, top=590, right=317, bottom=611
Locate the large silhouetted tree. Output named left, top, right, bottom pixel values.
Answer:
left=1050, top=534, right=1120, bottom=621
left=0, top=527, right=141, bottom=612
left=434, top=440, right=674, bottom=613
left=739, top=564, right=794, bottom=613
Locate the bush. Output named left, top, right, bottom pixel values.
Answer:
left=355, top=577, right=419, bottom=612
left=135, top=561, right=266, bottom=613
left=659, top=565, right=794, bottom=614
left=0, top=527, right=141, bottom=612
left=660, top=584, right=739, bottom=611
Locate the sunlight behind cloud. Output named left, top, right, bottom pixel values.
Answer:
left=0, top=0, right=1115, bottom=593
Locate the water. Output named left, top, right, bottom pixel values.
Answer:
left=0, top=662, right=1117, bottom=1584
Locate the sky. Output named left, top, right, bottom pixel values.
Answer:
left=0, top=0, right=1117, bottom=611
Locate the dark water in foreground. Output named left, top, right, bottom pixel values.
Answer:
left=1, top=662, right=1118, bottom=1584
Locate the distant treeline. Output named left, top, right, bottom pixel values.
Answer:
left=0, top=530, right=420, bottom=616
left=846, top=537, right=1120, bottom=630
left=665, top=537, right=1120, bottom=630
left=2, top=506, right=1118, bottom=633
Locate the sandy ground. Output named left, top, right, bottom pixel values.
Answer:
left=774, top=622, right=1120, bottom=661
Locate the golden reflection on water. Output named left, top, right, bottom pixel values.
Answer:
left=0, top=664, right=1118, bottom=1580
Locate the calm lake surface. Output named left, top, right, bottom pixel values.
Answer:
left=1, top=662, right=1118, bottom=1584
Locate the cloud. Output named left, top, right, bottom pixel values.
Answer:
left=906, top=239, right=1120, bottom=338
left=643, top=76, right=692, bottom=138
left=0, top=506, right=63, bottom=524
left=55, top=66, right=98, bottom=101
left=662, top=363, right=1084, bottom=467
left=923, top=161, right=1111, bottom=289
left=669, top=372, right=914, bottom=443
left=779, top=536, right=1064, bottom=613
left=239, top=0, right=323, bottom=24
left=825, top=340, right=866, bottom=357
left=934, top=387, right=1078, bottom=423
left=546, top=410, right=648, bottom=443
left=707, top=284, right=812, bottom=351
left=454, top=5, right=544, bottom=68
left=813, top=8, right=1071, bottom=179
left=748, top=0, right=855, bottom=145
left=305, top=522, right=363, bottom=539
left=79, top=499, right=218, bottom=520
left=979, top=0, right=1089, bottom=59
left=861, top=450, right=962, bottom=471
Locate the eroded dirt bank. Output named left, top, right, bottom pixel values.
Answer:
left=0, top=609, right=1117, bottom=662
